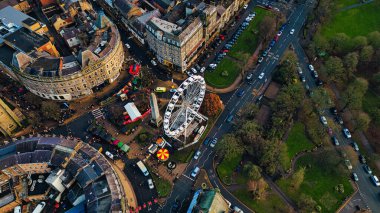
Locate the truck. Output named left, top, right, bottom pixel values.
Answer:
left=136, top=160, right=149, bottom=176
left=32, top=202, right=46, bottom=213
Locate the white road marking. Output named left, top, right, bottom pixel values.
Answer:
left=182, top=174, right=194, bottom=181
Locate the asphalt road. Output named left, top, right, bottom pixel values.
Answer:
left=293, top=39, right=380, bottom=212
left=160, top=0, right=316, bottom=212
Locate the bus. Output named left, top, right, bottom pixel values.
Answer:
left=136, top=161, right=149, bottom=176
left=154, top=87, right=166, bottom=93
left=32, top=202, right=46, bottom=213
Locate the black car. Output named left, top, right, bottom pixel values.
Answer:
left=330, top=107, right=338, bottom=115
left=300, top=74, right=306, bottom=82
left=203, top=137, right=211, bottom=146
left=359, top=155, right=366, bottom=164
left=335, top=115, right=344, bottom=125
left=315, top=78, right=323, bottom=86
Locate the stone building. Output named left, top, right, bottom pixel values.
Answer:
left=0, top=0, right=124, bottom=101
left=0, top=98, right=24, bottom=137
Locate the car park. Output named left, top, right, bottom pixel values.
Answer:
left=343, top=128, right=352, bottom=138
left=193, top=150, right=201, bottom=159
left=332, top=136, right=339, bottom=146
left=290, top=29, right=295, bottom=34
left=151, top=60, right=157, bottom=66
left=210, top=138, right=218, bottom=147
left=364, top=164, right=372, bottom=174
left=147, top=179, right=154, bottom=189
left=237, top=89, right=245, bottom=97
left=352, top=173, right=359, bottom=181
left=258, top=72, right=265, bottom=79
left=352, top=142, right=359, bottom=151
left=191, top=167, right=200, bottom=178
left=320, top=116, right=328, bottom=125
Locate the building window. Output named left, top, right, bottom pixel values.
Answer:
left=63, top=89, right=67, bottom=93
left=71, top=88, right=74, bottom=92
left=59, top=96, right=64, bottom=99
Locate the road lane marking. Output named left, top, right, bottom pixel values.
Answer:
left=182, top=174, right=194, bottom=181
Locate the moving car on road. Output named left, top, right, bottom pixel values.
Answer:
left=258, top=72, right=265, bottom=79
left=147, top=179, right=154, bottom=189
left=191, top=167, right=200, bottom=178
left=290, top=29, right=295, bottom=34
left=210, top=138, right=218, bottom=148
left=308, top=64, right=314, bottom=71
left=371, top=175, right=380, bottom=186
left=193, top=150, right=201, bottom=159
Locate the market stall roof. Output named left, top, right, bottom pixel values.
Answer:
left=117, top=142, right=124, bottom=148
left=124, top=102, right=142, bottom=121
left=121, top=144, right=130, bottom=152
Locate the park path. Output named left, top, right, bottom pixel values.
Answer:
left=339, top=0, right=374, bottom=12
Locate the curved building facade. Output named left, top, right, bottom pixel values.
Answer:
left=0, top=2, right=124, bottom=101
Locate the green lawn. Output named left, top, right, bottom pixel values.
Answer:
left=363, top=89, right=380, bottom=122
left=233, top=189, right=290, bottom=213
left=228, top=8, right=272, bottom=61
left=285, top=122, right=314, bottom=160
left=216, top=155, right=241, bottom=185
left=205, top=58, right=242, bottom=88
left=151, top=173, right=172, bottom=198
left=277, top=151, right=354, bottom=212
left=321, top=0, right=380, bottom=38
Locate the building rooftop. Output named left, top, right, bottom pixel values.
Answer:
left=0, top=6, right=34, bottom=27
left=3, top=27, right=50, bottom=54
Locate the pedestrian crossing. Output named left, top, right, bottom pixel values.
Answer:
left=92, top=108, right=104, bottom=119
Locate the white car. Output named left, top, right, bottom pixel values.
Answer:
left=297, top=67, right=303, bottom=74
left=186, top=71, right=193, bottom=76
left=191, top=167, right=200, bottom=178
left=105, top=151, right=114, bottom=160
left=209, top=64, right=217, bottom=69
left=320, top=116, right=328, bottom=125
left=151, top=60, right=157, bottom=66
left=343, top=128, right=352, bottom=138
left=210, top=138, right=218, bottom=148
left=200, top=67, right=206, bottom=73
left=191, top=67, right=198, bottom=74
left=245, top=17, right=252, bottom=22
left=258, top=72, right=265, bottom=79
left=308, top=64, right=314, bottom=71
left=290, top=29, right=295, bottom=35
left=233, top=206, right=244, bottom=213
left=243, top=4, right=248, bottom=9
left=277, top=31, right=283, bottom=36
left=125, top=43, right=131, bottom=49
left=193, top=150, right=201, bottom=159
left=246, top=73, right=253, bottom=80
left=147, top=179, right=154, bottom=189
left=352, top=173, right=359, bottom=181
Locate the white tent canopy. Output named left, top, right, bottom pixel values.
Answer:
left=124, top=102, right=142, bottom=120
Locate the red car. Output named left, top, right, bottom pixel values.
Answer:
left=223, top=49, right=229, bottom=53
left=219, top=34, right=225, bottom=40
left=274, top=35, right=279, bottom=41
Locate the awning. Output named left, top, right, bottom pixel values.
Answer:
left=117, top=142, right=124, bottom=148
left=121, top=144, right=130, bottom=152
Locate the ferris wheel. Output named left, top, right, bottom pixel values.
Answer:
left=163, top=75, right=206, bottom=140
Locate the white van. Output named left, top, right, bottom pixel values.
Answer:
left=14, top=206, right=21, bottom=213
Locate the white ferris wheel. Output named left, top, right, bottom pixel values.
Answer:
left=163, top=75, right=206, bottom=142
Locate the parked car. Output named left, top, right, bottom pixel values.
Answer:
left=335, top=115, right=344, bottom=125
left=233, top=206, right=244, bottom=213
left=209, top=64, right=217, bottom=69
left=308, top=64, right=315, bottom=71
left=297, top=67, right=303, bottom=74
left=332, top=136, right=339, bottom=146
left=243, top=4, right=248, bottom=9
left=258, top=72, right=265, bottom=79
left=370, top=175, right=380, bottom=186
left=330, top=107, right=338, bottom=115
left=345, top=159, right=353, bottom=170
left=151, top=60, right=157, bottom=66
left=170, top=88, right=177, bottom=93
left=312, top=71, right=319, bottom=78
left=359, top=155, right=366, bottom=164
left=191, top=167, right=200, bottom=178
left=320, top=116, right=328, bottom=125
left=246, top=73, right=253, bottom=80
left=210, top=138, right=218, bottom=147
left=105, top=151, right=114, bottom=160
left=147, top=179, right=154, bottom=189
left=364, top=164, right=372, bottom=174
left=257, top=57, right=264, bottom=63
left=290, top=29, right=295, bottom=34
left=191, top=67, right=198, bottom=74
left=125, top=43, right=131, bottom=49
left=352, top=142, right=359, bottom=151
left=200, top=67, right=206, bottom=73
left=300, top=74, right=306, bottom=82
left=316, top=78, right=323, bottom=86
left=352, top=173, right=359, bottom=181
left=343, top=128, right=352, bottom=138
left=193, top=150, right=201, bottom=159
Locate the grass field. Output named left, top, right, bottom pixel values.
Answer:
left=216, top=155, right=241, bottom=185
left=204, top=58, right=242, bottom=88
left=285, top=122, right=314, bottom=160
left=277, top=151, right=354, bottom=212
left=321, top=0, right=380, bottom=38
left=151, top=173, right=172, bottom=197
left=233, top=189, right=290, bottom=213
left=335, top=0, right=360, bottom=9
left=228, top=8, right=272, bottom=61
